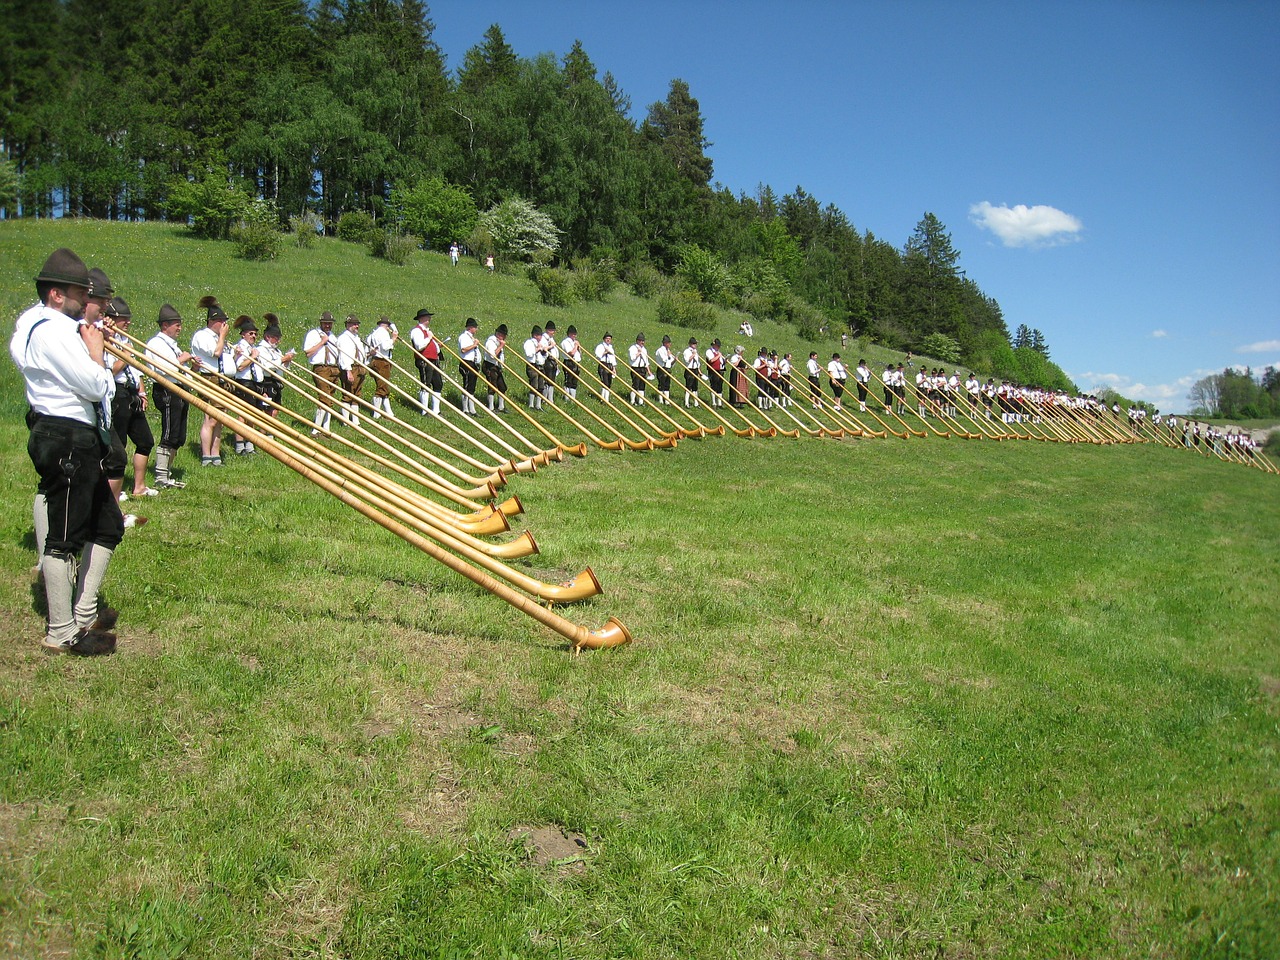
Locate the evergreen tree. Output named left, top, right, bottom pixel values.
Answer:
left=902, top=212, right=962, bottom=339
left=642, top=79, right=713, bottom=190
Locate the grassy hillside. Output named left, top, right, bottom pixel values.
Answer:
left=1, top=220, right=1277, bottom=959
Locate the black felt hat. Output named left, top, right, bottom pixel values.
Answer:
left=87, top=267, right=114, bottom=299
left=36, top=248, right=90, bottom=287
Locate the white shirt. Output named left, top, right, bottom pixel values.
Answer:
left=827, top=359, right=848, bottom=381
left=539, top=331, right=559, bottom=360
left=655, top=344, right=676, bottom=369
left=560, top=336, right=581, bottom=362
left=484, top=334, right=505, bottom=364
left=233, top=336, right=263, bottom=381
left=190, top=325, right=231, bottom=375
left=335, top=328, right=368, bottom=371
left=145, top=330, right=185, bottom=378
left=682, top=345, right=701, bottom=369
left=258, top=339, right=291, bottom=378
left=304, top=327, right=339, bottom=366
left=458, top=328, right=481, bottom=362
left=807, top=358, right=823, bottom=378
left=10, top=302, right=115, bottom=425
left=110, top=333, right=143, bottom=394
left=366, top=325, right=396, bottom=360
left=409, top=322, right=438, bottom=359
left=523, top=337, right=543, bottom=365
left=628, top=343, right=650, bottom=368
left=595, top=341, right=616, bottom=368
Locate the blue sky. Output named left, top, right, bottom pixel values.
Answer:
left=431, top=1, right=1279, bottom=413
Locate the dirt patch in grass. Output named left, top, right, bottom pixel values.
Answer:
left=508, top=823, right=590, bottom=874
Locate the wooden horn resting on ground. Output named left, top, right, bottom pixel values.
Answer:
left=275, top=352, right=522, bottom=479
left=116, top=341, right=532, bottom=554
left=865, top=370, right=928, bottom=438
left=208, top=329, right=512, bottom=489
left=432, top=336, right=637, bottom=454
left=383, top=346, right=589, bottom=460
left=111, top=326, right=510, bottom=506
left=549, top=351, right=679, bottom=448
left=112, top=341, right=629, bottom=649
left=465, top=340, right=657, bottom=452
left=803, top=375, right=897, bottom=438
left=371, top=347, right=563, bottom=469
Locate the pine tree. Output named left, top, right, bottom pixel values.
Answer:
left=642, top=79, right=713, bottom=190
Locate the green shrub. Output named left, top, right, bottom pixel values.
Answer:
left=917, top=331, right=963, bottom=365
left=289, top=212, right=324, bottom=248
left=336, top=211, right=376, bottom=244
left=230, top=198, right=282, bottom=261
left=656, top=289, right=716, bottom=330
left=530, top=266, right=576, bottom=307
left=676, top=244, right=733, bottom=306
left=166, top=170, right=255, bottom=240
left=369, top=230, right=417, bottom=266
left=389, top=176, right=478, bottom=250
left=570, top=258, right=616, bottom=302
left=626, top=262, right=664, bottom=299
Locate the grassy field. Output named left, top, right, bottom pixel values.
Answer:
left=1, top=220, right=1277, bottom=959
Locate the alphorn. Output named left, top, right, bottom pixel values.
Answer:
left=113, top=341, right=610, bottom=606
left=112, top=337, right=521, bottom=536
left=112, top=325, right=507, bottom=501
left=371, top=346, right=565, bottom=467
left=435, top=338, right=644, bottom=453
left=243, top=334, right=517, bottom=485
left=547, top=351, right=683, bottom=446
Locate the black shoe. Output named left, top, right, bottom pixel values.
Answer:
left=68, top=628, right=117, bottom=657
left=90, top=607, right=119, bottom=632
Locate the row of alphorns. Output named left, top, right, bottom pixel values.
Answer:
left=374, top=330, right=1279, bottom=475
left=105, top=323, right=634, bottom=652
left=106, top=310, right=1274, bottom=646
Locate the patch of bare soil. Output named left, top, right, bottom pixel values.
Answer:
left=508, top=824, right=590, bottom=874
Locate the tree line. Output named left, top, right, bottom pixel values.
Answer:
left=0, top=0, right=1071, bottom=390
left=1188, top=367, right=1280, bottom=420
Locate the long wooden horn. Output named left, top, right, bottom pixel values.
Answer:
left=554, top=350, right=681, bottom=447
left=434, top=337, right=640, bottom=453
left=112, top=341, right=609, bottom=605
left=372, top=346, right=565, bottom=466
left=250, top=338, right=517, bottom=483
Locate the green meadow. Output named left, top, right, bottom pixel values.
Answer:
left=1, top=221, right=1277, bottom=959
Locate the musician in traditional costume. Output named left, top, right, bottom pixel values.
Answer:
left=594, top=333, right=617, bottom=404
left=457, top=317, right=482, bottom=416
left=483, top=323, right=508, bottom=412
left=628, top=333, right=652, bottom=406
left=408, top=309, right=442, bottom=415
left=681, top=337, right=702, bottom=407
left=366, top=316, right=398, bottom=419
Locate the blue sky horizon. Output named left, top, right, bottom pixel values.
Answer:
left=431, top=0, right=1279, bottom=414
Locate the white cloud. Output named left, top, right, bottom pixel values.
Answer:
left=1238, top=339, right=1280, bottom=353
left=1073, top=371, right=1196, bottom=403
left=969, top=201, right=1083, bottom=248
left=1151, top=329, right=1167, bottom=339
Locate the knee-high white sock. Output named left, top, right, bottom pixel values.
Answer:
left=42, top=552, right=78, bottom=646
left=74, top=542, right=114, bottom=629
